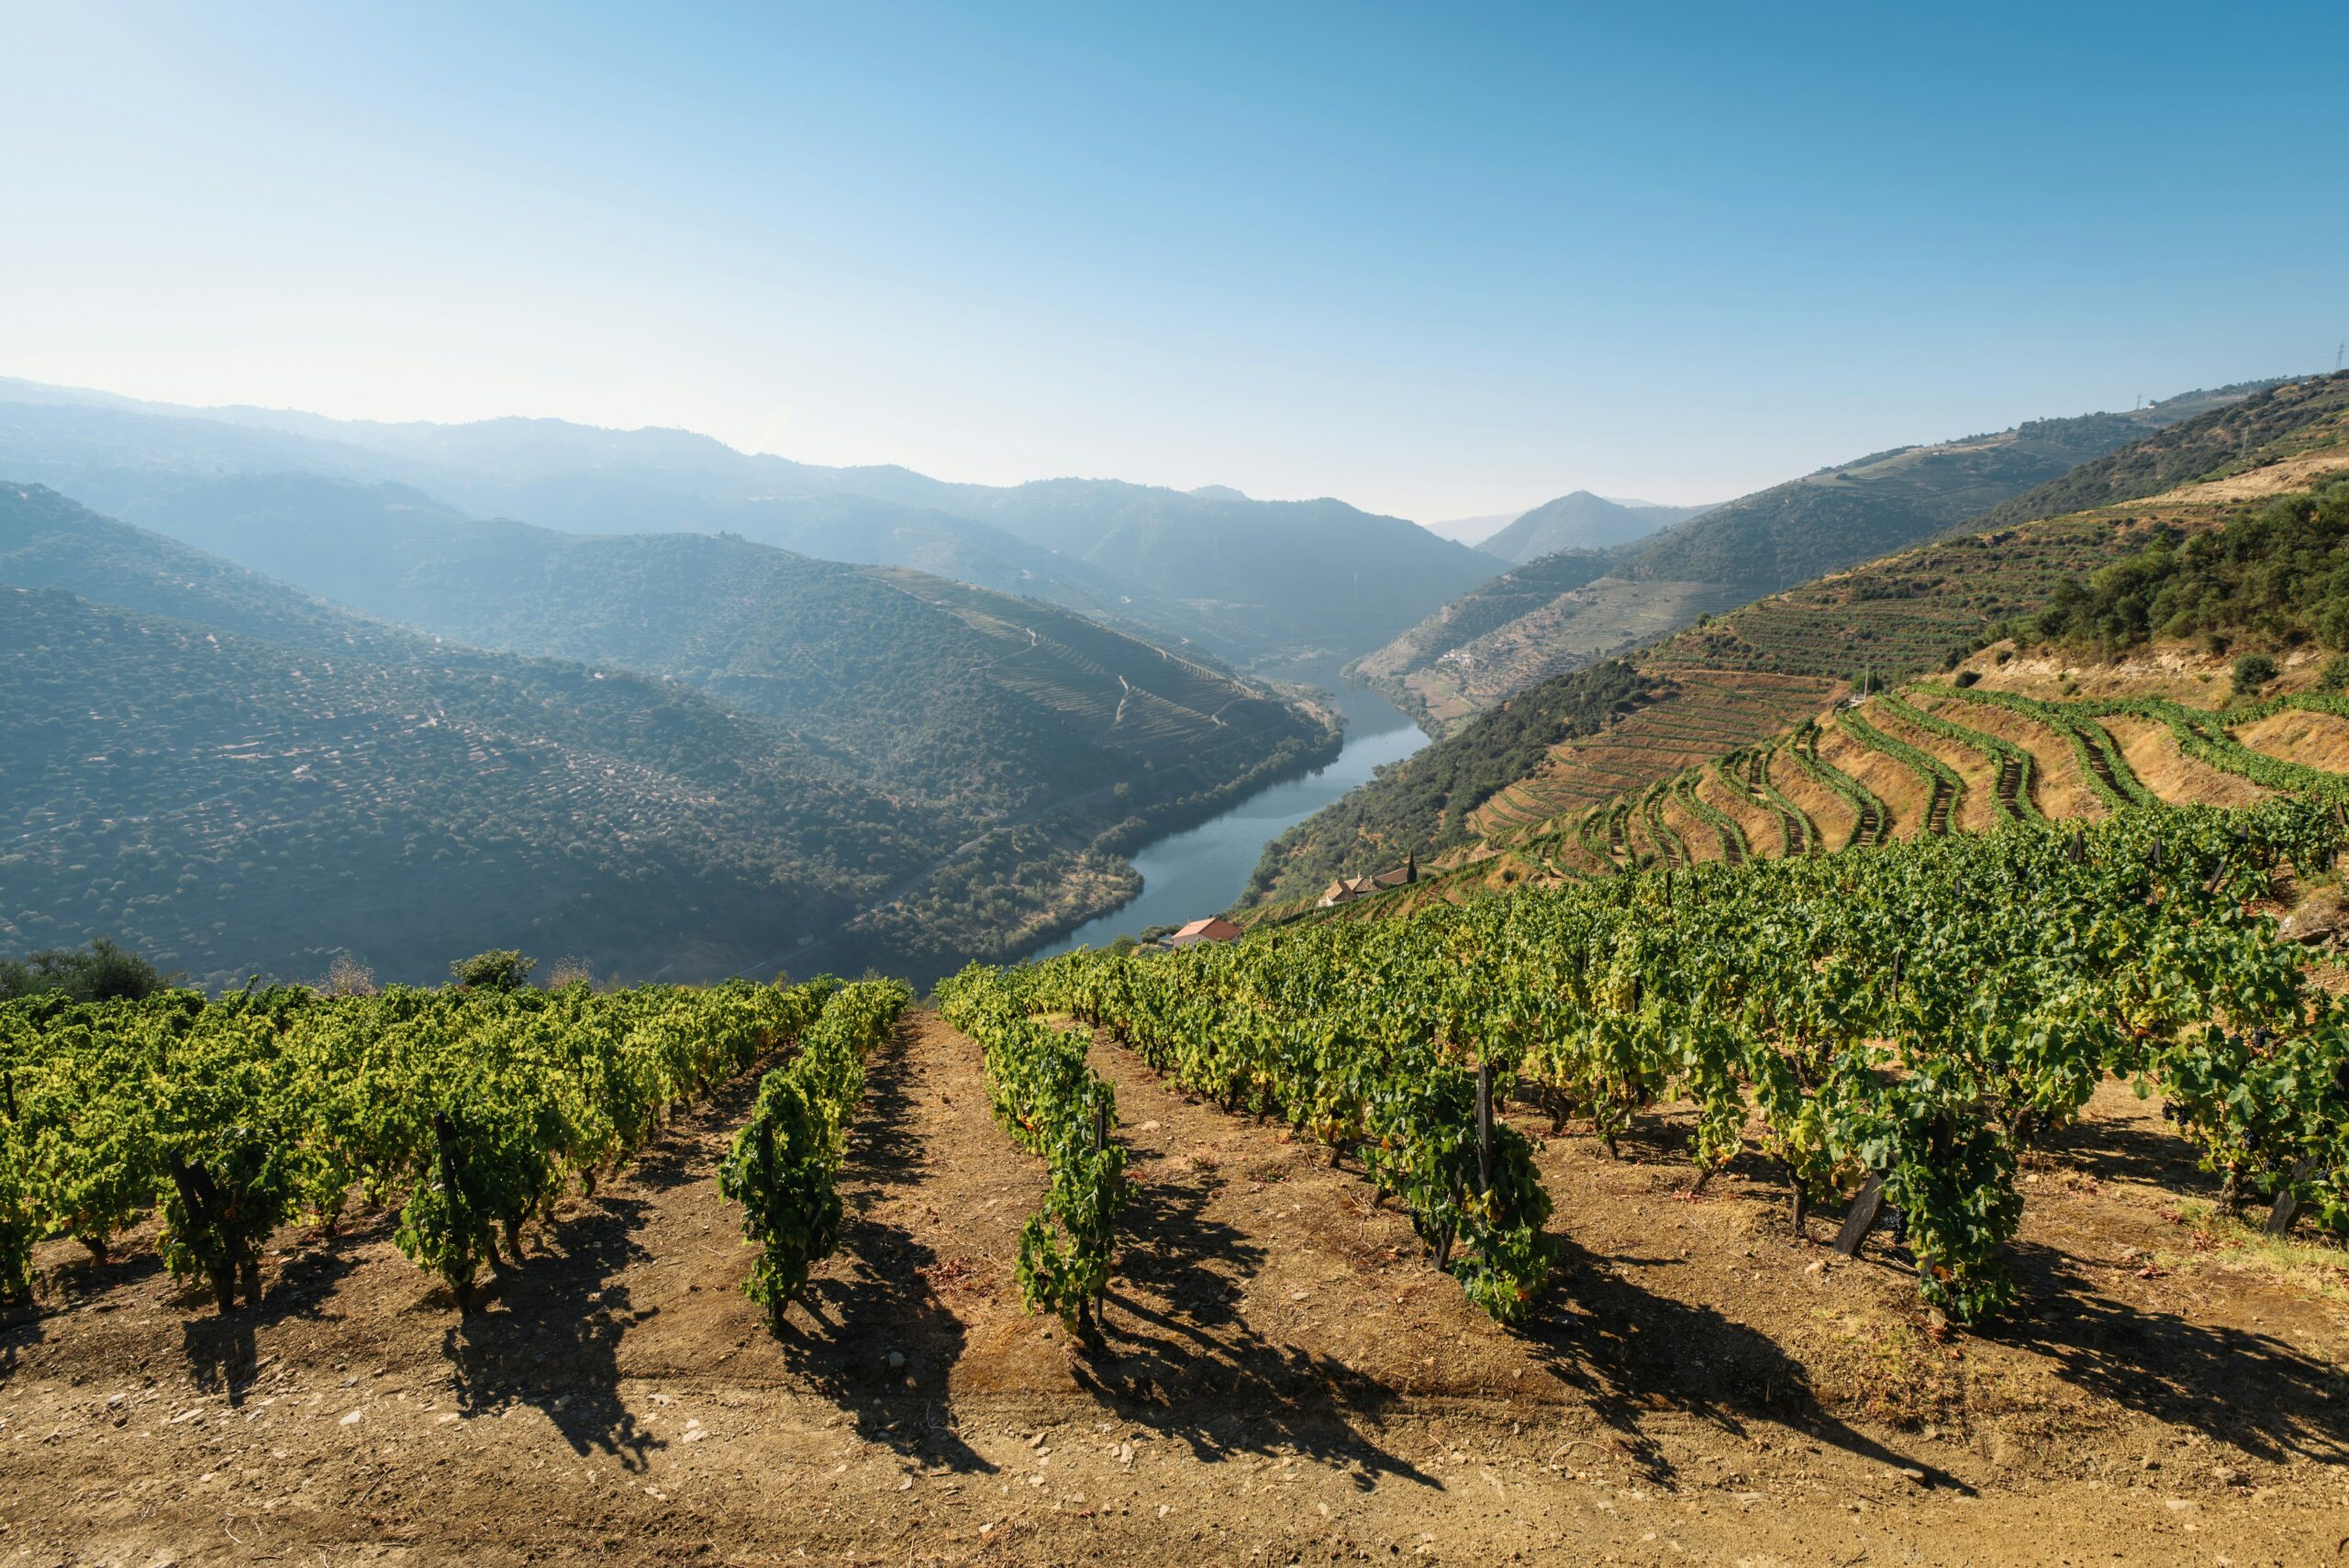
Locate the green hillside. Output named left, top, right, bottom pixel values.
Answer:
left=0, top=579, right=929, bottom=992
left=0, top=484, right=1334, bottom=986
left=1352, top=382, right=2276, bottom=729
left=26, top=477, right=1335, bottom=829
left=1252, top=373, right=2349, bottom=903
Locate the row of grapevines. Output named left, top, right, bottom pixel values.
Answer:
left=934, top=966, right=1128, bottom=1335
left=1010, top=949, right=1556, bottom=1324
left=1640, top=782, right=1691, bottom=867
left=1729, top=743, right=1817, bottom=856
left=1787, top=719, right=1889, bottom=846
left=1936, top=686, right=2156, bottom=809
left=1022, top=802, right=2347, bottom=1325
left=1675, top=770, right=1750, bottom=862
left=2075, top=695, right=2349, bottom=803
left=1838, top=706, right=1965, bottom=831
left=1880, top=691, right=2043, bottom=824
left=718, top=979, right=911, bottom=1330
left=0, top=978, right=831, bottom=1312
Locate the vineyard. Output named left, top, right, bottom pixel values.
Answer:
left=1003, top=802, right=2349, bottom=1328
left=5, top=811, right=2349, bottom=1560
left=0, top=973, right=874, bottom=1314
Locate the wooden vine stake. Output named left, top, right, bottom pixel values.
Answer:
left=2265, top=1157, right=2312, bottom=1237
left=1834, top=1172, right=1887, bottom=1257
left=1474, top=1063, right=1494, bottom=1197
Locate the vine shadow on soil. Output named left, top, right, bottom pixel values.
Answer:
left=2034, top=1113, right=2210, bottom=1189
left=0, top=1241, right=163, bottom=1380
left=1990, top=1244, right=2349, bottom=1464
left=1068, top=1147, right=1436, bottom=1492
left=439, top=1188, right=662, bottom=1471
left=1520, top=1227, right=1968, bottom=1495
left=428, top=1074, right=790, bottom=1476
left=787, top=1022, right=993, bottom=1475
left=179, top=1223, right=371, bottom=1404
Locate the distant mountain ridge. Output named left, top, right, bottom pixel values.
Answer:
left=1247, top=373, right=2349, bottom=904
left=0, top=379, right=1495, bottom=662
left=1475, top=491, right=1712, bottom=563
left=83, top=472, right=1331, bottom=824
left=0, top=481, right=1336, bottom=986
left=1351, top=381, right=2279, bottom=731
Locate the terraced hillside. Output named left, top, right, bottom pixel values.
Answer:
left=1253, top=454, right=2349, bottom=930
left=1247, top=373, right=2349, bottom=904
left=1254, top=664, right=2349, bottom=937
left=1353, top=381, right=2277, bottom=731
left=1465, top=669, right=1836, bottom=840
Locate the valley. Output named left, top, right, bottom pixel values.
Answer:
left=0, top=481, right=1341, bottom=987
left=12, top=14, right=2349, bottom=1564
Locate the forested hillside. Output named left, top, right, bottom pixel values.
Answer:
left=0, top=484, right=1333, bottom=985
left=0, top=384, right=1494, bottom=661
left=1251, top=374, right=2349, bottom=903
left=1351, top=382, right=2274, bottom=728
left=47, top=477, right=1333, bottom=827
left=0, top=578, right=927, bottom=990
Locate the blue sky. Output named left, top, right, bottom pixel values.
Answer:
left=3, top=1, right=2343, bottom=520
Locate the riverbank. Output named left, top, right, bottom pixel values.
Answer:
left=1030, top=668, right=1429, bottom=958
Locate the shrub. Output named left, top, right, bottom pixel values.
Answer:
left=543, top=956, right=597, bottom=989
left=0, top=939, right=173, bottom=1003
left=2232, top=651, right=2280, bottom=697
left=449, top=950, right=537, bottom=992
left=321, top=953, right=375, bottom=996
left=1954, top=670, right=1981, bottom=688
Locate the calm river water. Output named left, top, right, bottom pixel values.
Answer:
left=1030, top=668, right=1429, bottom=958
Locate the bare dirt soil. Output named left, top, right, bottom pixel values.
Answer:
left=6, top=1010, right=2347, bottom=1566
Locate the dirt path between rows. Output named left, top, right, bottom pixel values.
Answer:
left=4, top=1008, right=2346, bottom=1565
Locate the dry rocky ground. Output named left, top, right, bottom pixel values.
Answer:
left=5, top=1010, right=2347, bottom=1566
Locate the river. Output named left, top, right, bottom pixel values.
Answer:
left=1030, top=664, right=1429, bottom=958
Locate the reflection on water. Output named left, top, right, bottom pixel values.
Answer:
left=1031, top=674, right=1428, bottom=958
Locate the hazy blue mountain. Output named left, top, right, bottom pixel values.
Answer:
left=0, top=481, right=1335, bottom=984
left=0, top=380, right=1493, bottom=659
left=1475, top=491, right=1712, bottom=564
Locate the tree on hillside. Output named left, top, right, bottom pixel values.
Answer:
left=449, top=950, right=538, bottom=991
left=0, top=939, right=176, bottom=1003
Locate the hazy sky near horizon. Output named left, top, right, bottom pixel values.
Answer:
left=4, top=2, right=2344, bottom=521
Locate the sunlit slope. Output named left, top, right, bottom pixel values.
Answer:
left=1352, top=382, right=2280, bottom=731
left=1247, top=373, right=2349, bottom=906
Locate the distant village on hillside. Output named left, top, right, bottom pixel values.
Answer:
left=1317, top=854, right=1419, bottom=907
